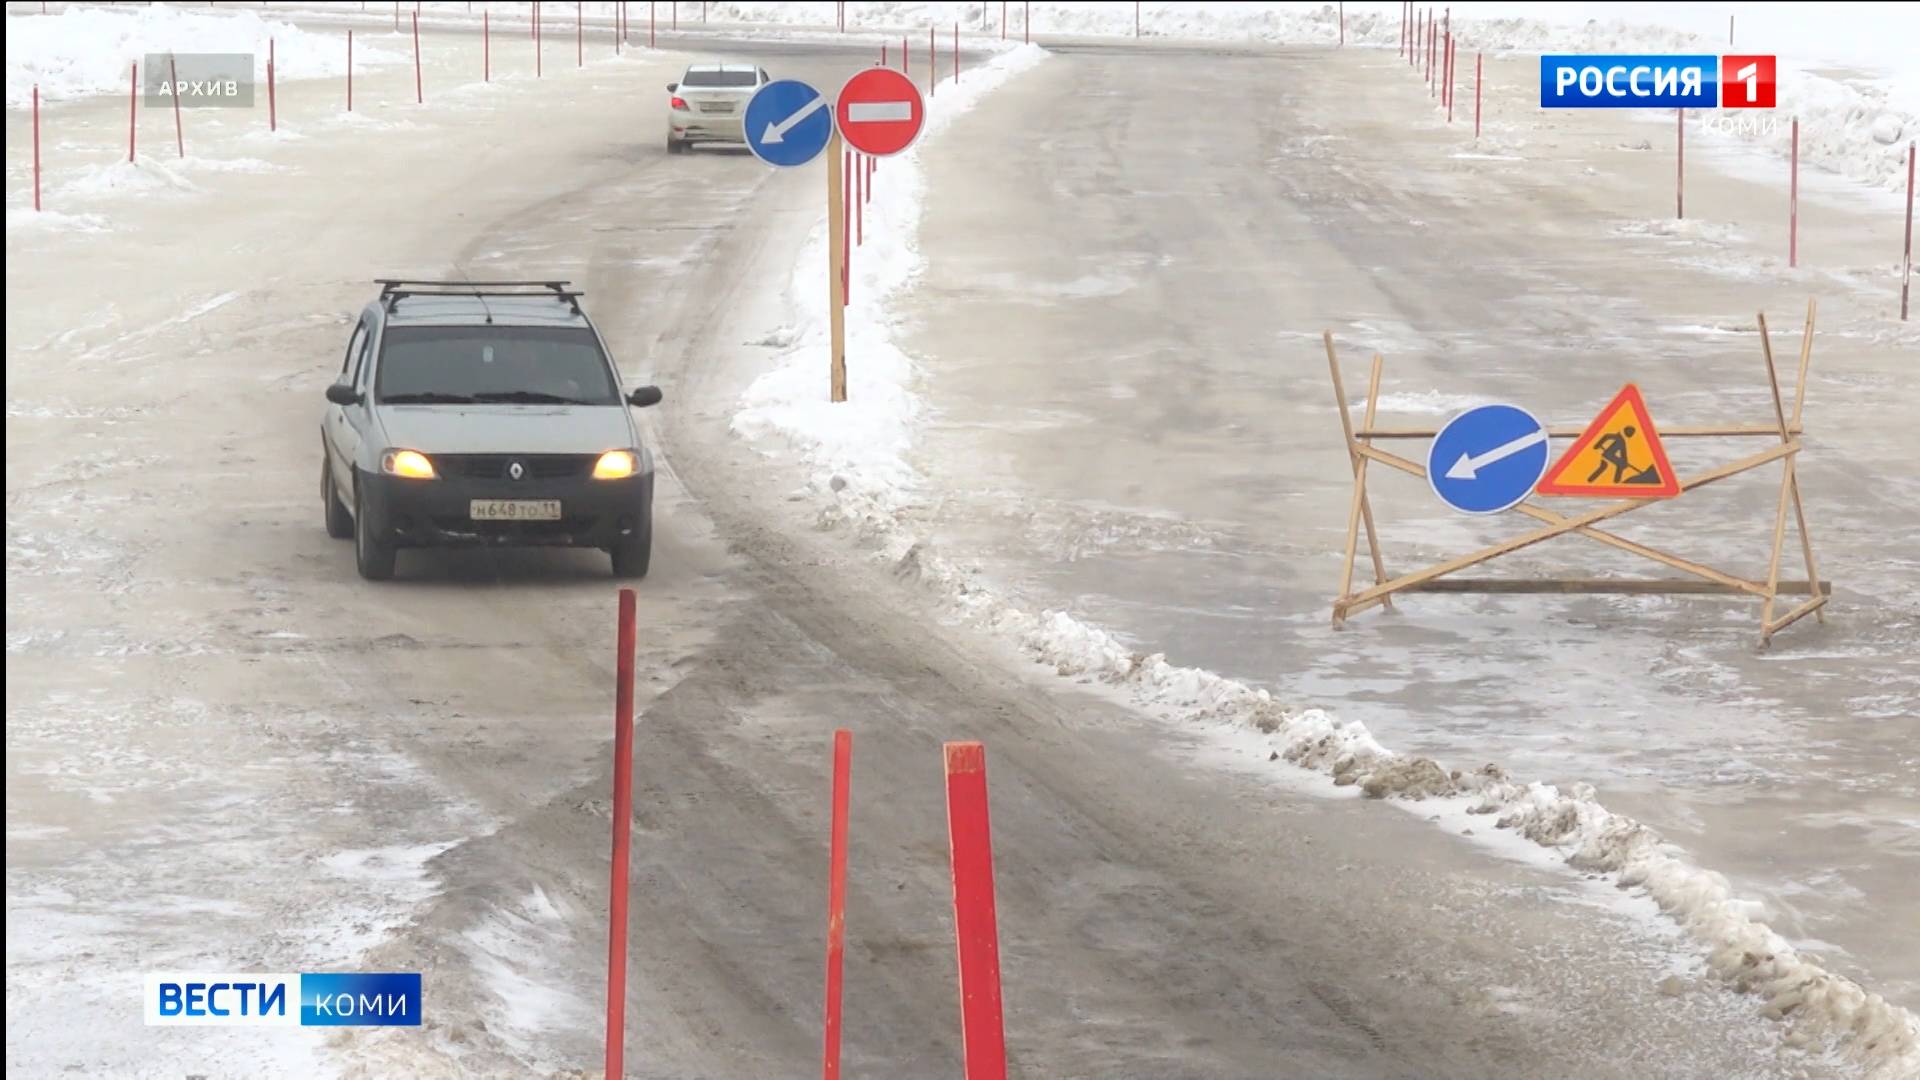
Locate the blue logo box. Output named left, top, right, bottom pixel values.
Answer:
left=1540, top=54, right=1719, bottom=108
left=301, top=973, right=423, bottom=1026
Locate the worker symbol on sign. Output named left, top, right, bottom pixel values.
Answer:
left=1537, top=383, right=1682, bottom=498
left=1586, top=425, right=1662, bottom=486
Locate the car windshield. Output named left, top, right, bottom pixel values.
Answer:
left=376, top=326, right=620, bottom=405
left=681, top=68, right=758, bottom=87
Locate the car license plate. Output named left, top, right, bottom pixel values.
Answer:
left=470, top=499, right=561, bottom=522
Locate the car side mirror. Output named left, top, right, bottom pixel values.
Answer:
left=627, top=385, right=664, bottom=408
left=326, top=383, right=362, bottom=406
left=665, top=82, right=678, bottom=92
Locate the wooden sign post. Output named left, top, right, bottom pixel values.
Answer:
left=1323, top=301, right=1829, bottom=647
left=827, top=126, right=848, bottom=403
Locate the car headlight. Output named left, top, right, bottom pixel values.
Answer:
left=592, top=450, right=639, bottom=480
left=380, top=449, right=437, bottom=479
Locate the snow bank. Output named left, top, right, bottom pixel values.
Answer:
left=5, top=4, right=405, bottom=109
left=727, top=30, right=1920, bottom=1080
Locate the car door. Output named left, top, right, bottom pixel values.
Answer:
left=327, top=317, right=374, bottom=492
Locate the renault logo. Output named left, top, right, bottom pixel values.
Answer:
left=508, top=461, right=525, bottom=481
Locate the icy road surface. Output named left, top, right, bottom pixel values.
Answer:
left=0, top=14, right=1901, bottom=1080
left=901, top=40, right=1920, bottom=1015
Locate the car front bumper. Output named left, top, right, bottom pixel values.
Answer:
left=359, top=468, right=653, bottom=549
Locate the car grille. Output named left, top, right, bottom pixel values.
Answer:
left=434, top=454, right=596, bottom=481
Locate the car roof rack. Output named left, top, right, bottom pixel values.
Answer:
left=375, top=279, right=584, bottom=318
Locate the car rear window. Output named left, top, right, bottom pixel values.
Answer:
left=376, top=326, right=620, bottom=405
left=681, top=69, right=758, bottom=87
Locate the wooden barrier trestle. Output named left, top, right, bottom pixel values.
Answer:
left=1324, top=300, right=1828, bottom=648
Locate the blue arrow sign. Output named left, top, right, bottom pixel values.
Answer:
left=744, top=79, right=833, bottom=168
left=1426, top=404, right=1551, bottom=515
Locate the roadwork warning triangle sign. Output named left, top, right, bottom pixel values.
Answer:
left=1536, top=383, right=1681, bottom=498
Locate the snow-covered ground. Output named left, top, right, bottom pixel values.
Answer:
left=723, top=6, right=1920, bottom=1079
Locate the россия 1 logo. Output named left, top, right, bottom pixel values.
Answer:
left=1540, top=54, right=1776, bottom=109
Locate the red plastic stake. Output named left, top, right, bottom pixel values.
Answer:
left=820, top=730, right=853, bottom=1080
left=1676, top=108, right=1685, bottom=219
left=32, top=83, right=40, bottom=212
left=945, top=743, right=1008, bottom=1080
left=604, top=588, right=638, bottom=1080
left=128, top=61, right=137, bottom=163
left=1790, top=117, right=1799, bottom=267
left=1902, top=141, right=1914, bottom=321
left=1474, top=52, right=1482, bottom=138
left=413, top=11, right=423, bottom=102
left=169, top=53, right=183, bottom=157
left=268, top=38, right=276, bottom=132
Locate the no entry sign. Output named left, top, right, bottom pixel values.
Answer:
left=835, top=67, right=924, bottom=157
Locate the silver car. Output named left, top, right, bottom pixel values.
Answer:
left=320, top=280, right=663, bottom=580
left=666, top=62, right=769, bottom=153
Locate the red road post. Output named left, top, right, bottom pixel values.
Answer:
left=650, top=1, right=655, bottom=48
left=945, top=743, right=1008, bottom=1080
left=413, top=11, right=423, bottom=102
left=904, top=36, right=910, bottom=77
left=1446, top=36, right=1454, bottom=122
left=671, top=0, right=676, bottom=30
left=128, top=61, right=137, bottom=163
left=578, top=1, right=583, bottom=66
left=1474, top=52, right=1482, bottom=138
left=881, top=41, right=887, bottom=67
left=1676, top=108, right=1685, bottom=219
left=1001, top=0, right=1006, bottom=41
left=604, top=588, right=639, bottom=1080
left=394, top=0, right=399, bottom=31
left=348, top=31, right=354, bottom=110
left=1024, top=1, right=1030, bottom=45
left=268, top=38, right=276, bottom=132
left=1339, top=2, right=1344, bottom=46
left=930, top=26, right=936, bottom=98
left=1902, top=141, right=1914, bottom=321
left=169, top=54, right=183, bottom=157
left=820, top=730, right=853, bottom=1080
left=955, top=22, right=959, bottom=82
left=32, top=84, right=41, bottom=211
left=1790, top=117, right=1799, bottom=267
left=536, top=1, right=543, bottom=78
left=484, top=11, right=490, bottom=79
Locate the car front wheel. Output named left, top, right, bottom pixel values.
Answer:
left=354, top=481, right=397, bottom=581
left=323, top=454, right=353, bottom=539
left=610, top=512, right=652, bottom=579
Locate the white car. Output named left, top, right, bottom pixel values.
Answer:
left=666, top=63, right=770, bottom=154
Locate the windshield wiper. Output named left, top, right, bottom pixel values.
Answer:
left=381, top=392, right=476, bottom=404
left=471, top=390, right=598, bottom=405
